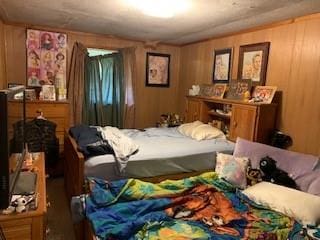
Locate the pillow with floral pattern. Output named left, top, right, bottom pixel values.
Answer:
left=215, top=152, right=249, bottom=189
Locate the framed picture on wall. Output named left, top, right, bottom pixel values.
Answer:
left=237, top=42, right=270, bottom=86
left=212, top=48, right=232, bottom=84
left=146, top=52, right=170, bottom=87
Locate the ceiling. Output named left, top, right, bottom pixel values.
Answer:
left=0, top=0, right=320, bottom=45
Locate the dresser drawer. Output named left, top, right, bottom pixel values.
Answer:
left=26, top=103, right=68, bottom=118
left=1, top=218, right=32, bottom=240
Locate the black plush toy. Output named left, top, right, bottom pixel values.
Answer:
left=259, top=156, right=298, bottom=189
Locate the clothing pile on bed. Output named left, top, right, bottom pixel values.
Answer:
left=69, top=125, right=114, bottom=157
left=70, top=125, right=139, bottom=157
left=70, top=125, right=139, bottom=172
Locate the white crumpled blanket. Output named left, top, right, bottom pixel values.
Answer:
left=96, top=126, right=139, bottom=173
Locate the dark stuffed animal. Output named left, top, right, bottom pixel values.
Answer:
left=259, top=156, right=298, bottom=189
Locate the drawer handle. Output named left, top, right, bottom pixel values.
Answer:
left=233, top=122, right=237, bottom=128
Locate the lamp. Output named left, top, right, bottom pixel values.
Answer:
left=125, top=0, right=192, bottom=18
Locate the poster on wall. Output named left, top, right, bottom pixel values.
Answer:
left=26, top=29, right=67, bottom=93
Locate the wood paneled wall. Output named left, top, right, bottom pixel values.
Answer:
left=178, top=14, right=320, bottom=155
left=0, top=19, right=6, bottom=89
left=3, top=24, right=180, bottom=128
left=2, top=14, right=320, bottom=155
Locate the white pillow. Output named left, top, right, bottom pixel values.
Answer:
left=191, top=124, right=224, bottom=141
left=242, top=182, right=320, bottom=225
left=215, top=153, right=249, bottom=189
left=178, top=121, right=203, bottom=137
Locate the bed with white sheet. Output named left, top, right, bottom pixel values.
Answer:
left=84, top=127, right=234, bottom=180
left=64, top=124, right=234, bottom=201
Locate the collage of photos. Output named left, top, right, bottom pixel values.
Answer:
left=26, top=29, right=67, bottom=100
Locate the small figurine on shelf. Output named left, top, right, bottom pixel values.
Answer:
left=243, top=90, right=251, bottom=102
left=15, top=197, right=28, bottom=213
left=2, top=195, right=36, bottom=214
left=14, top=195, right=35, bottom=213
left=188, top=85, right=200, bottom=96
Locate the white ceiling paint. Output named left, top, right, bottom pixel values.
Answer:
left=0, top=0, right=319, bottom=45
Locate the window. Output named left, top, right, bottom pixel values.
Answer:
left=87, top=48, right=117, bottom=57
left=87, top=48, right=118, bottom=104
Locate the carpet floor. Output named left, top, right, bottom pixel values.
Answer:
left=46, top=177, right=76, bottom=240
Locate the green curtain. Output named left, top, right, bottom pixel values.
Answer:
left=82, top=53, right=124, bottom=127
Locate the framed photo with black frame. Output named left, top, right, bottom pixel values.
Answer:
left=146, top=52, right=170, bottom=87
left=213, top=48, right=232, bottom=84
left=237, top=42, right=270, bottom=86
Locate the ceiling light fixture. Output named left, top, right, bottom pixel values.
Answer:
left=125, top=0, right=192, bottom=18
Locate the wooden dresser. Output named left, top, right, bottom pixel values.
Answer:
left=0, top=153, right=47, bottom=240
left=185, top=96, right=277, bottom=143
left=10, top=100, right=69, bottom=154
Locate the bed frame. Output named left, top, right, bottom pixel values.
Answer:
left=64, top=131, right=210, bottom=240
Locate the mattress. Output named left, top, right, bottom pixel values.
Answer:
left=84, top=127, right=234, bottom=180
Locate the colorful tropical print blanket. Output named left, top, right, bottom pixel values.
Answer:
left=85, top=172, right=306, bottom=240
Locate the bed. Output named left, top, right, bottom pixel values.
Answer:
left=69, top=137, right=320, bottom=240
left=64, top=126, right=234, bottom=201
left=81, top=172, right=320, bottom=240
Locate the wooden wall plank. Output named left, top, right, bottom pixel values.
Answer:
left=178, top=16, right=320, bottom=155
left=3, top=24, right=181, bottom=128
left=0, top=20, right=6, bottom=89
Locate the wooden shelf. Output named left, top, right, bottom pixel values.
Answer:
left=185, top=96, right=277, bottom=143
left=187, top=95, right=277, bottom=107
left=208, top=110, right=231, bottom=120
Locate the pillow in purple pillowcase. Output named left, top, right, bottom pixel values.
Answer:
left=295, top=170, right=320, bottom=196
left=233, top=138, right=319, bottom=179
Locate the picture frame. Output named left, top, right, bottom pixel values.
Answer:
left=213, top=48, right=232, bottom=84
left=42, top=85, right=56, bottom=101
left=226, top=79, right=252, bottom=100
left=212, top=83, right=227, bottom=99
left=199, top=84, right=215, bottom=97
left=252, top=86, right=277, bottom=104
left=237, top=42, right=270, bottom=86
left=25, top=88, right=36, bottom=101
left=146, top=52, right=170, bottom=87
